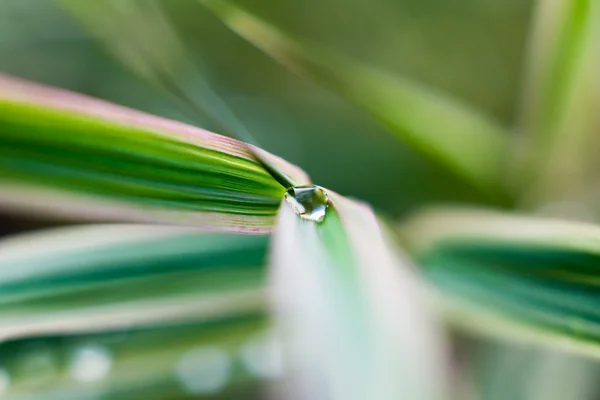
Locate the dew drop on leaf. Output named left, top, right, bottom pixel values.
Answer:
left=284, top=185, right=329, bottom=223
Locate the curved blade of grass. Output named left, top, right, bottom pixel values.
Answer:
left=402, top=208, right=600, bottom=359
left=0, top=224, right=270, bottom=340
left=55, top=0, right=297, bottom=189
left=0, top=315, right=275, bottom=399
left=200, top=0, right=509, bottom=197
left=515, top=0, right=600, bottom=205
left=0, top=74, right=310, bottom=232
left=269, top=191, right=448, bottom=400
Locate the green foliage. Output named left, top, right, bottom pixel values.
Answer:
left=0, top=225, right=270, bottom=398
left=0, top=49, right=441, bottom=400
left=1, top=0, right=600, bottom=399
left=403, top=208, right=600, bottom=357
left=0, top=225, right=268, bottom=339
left=0, top=74, right=309, bottom=232
left=516, top=0, right=600, bottom=206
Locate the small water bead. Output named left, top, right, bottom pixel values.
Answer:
left=69, top=345, right=112, bottom=383
left=284, top=185, right=329, bottom=223
left=175, top=346, right=231, bottom=395
left=239, top=329, right=284, bottom=379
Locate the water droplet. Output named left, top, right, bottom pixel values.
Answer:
left=69, top=345, right=112, bottom=383
left=240, top=329, right=284, bottom=379
left=284, top=185, right=329, bottom=223
left=175, top=345, right=231, bottom=395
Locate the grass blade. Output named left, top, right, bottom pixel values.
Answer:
left=200, top=0, right=510, bottom=197
left=515, top=0, right=600, bottom=206
left=0, top=74, right=309, bottom=232
left=0, top=224, right=270, bottom=340
left=402, top=208, right=600, bottom=358
left=269, top=191, right=447, bottom=400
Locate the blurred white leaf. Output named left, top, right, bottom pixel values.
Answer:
left=270, top=190, right=448, bottom=400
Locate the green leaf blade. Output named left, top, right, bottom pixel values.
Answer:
left=0, top=74, right=309, bottom=232
left=402, top=208, right=600, bottom=358
left=0, top=223, right=275, bottom=399
left=0, top=224, right=270, bottom=340
left=515, top=0, right=600, bottom=206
